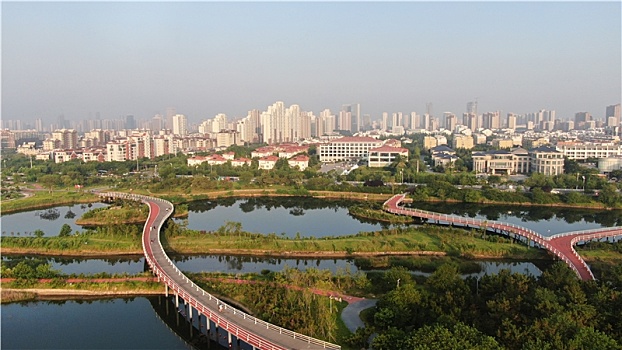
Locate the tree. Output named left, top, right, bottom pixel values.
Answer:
left=33, top=229, right=45, bottom=238
left=404, top=322, right=502, bottom=350
left=38, top=174, right=61, bottom=193
left=568, top=327, right=619, bottom=350
left=599, top=184, right=621, bottom=208
left=58, top=224, right=72, bottom=237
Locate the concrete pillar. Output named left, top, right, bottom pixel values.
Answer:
left=228, top=332, right=232, bottom=348
left=175, top=292, right=179, bottom=308
left=165, top=284, right=169, bottom=297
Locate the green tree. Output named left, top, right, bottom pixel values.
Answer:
left=58, top=223, right=72, bottom=237
left=38, top=174, right=61, bottom=193
left=33, top=229, right=45, bottom=238
left=599, top=184, right=621, bottom=208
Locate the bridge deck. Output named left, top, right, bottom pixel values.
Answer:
left=383, top=194, right=621, bottom=281
left=102, top=193, right=340, bottom=350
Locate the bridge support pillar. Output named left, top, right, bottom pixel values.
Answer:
left=228, top=332, right=232, bottom=348
left=175, top=292, right=179, bottom=308
left=205, top=315, right=210, bottom=334
left=165, top=284, right=169, bottom=297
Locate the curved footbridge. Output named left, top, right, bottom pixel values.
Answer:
left=101, top=192, right=340, bottom=350
left=384, top=194, right=622, bottom=281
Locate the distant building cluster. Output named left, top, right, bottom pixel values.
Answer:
left=2, top=101, right=621, bottom=174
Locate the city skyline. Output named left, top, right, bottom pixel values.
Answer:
left=2, top=2, right=620, bottom=125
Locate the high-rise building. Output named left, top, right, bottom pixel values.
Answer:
left=338, top=111, right=352, bottom=132
left=381, top=112, right=389, bottom=131
left=409, top=112, right=420, bottom=130
left=507, top=113, right=517, bottom=129
left=482, top=112, right=500, bottom=130
left=445, top=113, right=457, bottom=131
left=166, top=107, right=176, bottom=129
left=172, top=114, right=187, bottom=136
left=34, top=118, right=43, bottom=132
left=467, top=100, right=478, bottom=115
left=575, top=112, right=592, bottom=124
left=606, top=104, right=621, bottom=127
left=151, top=114, right=163, bottom=132
left=51, top=129, right=78, bottom=149
left=342, top=104, right=361, bottom=132
left=125, top=115, right=136, bottom=130
left=463, top=113, right=478, bottom=131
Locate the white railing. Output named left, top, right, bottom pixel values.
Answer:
left=101, top=191, right=340, bottom=350
left=382, top=193, right=622, bottom=280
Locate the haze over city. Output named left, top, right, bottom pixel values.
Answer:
left=2, top=1, right=621, bottom=125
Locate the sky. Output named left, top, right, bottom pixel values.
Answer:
left=2, top=1, right=621, bottom=126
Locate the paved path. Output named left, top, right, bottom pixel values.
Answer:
left=341, top=299, right=377, bottom=333
left=103, top=192, right=341, bottom=350
left=384, top=193, right=622, bottom=281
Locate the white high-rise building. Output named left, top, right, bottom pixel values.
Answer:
left=173, top=114, right=187, bottom=136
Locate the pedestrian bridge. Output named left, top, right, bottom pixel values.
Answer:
left=101, top=192, right=340, bottom=350
left=384, top=193, right=622, bottom=281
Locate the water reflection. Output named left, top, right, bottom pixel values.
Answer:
left=2, top=254, right=545, bottom=280
left=1, top=297, right=193, bottom=349
left=405, top=202, right=617, bottom=235
left=1, top=203, right=108, bottom=237
left=183, top=197, right=391, bottom=238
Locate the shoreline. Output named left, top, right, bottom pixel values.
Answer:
left=3, top=247, right=542, bottom=260
left=1, top=188, right=617, bottom=217
left=0, top=288, right=164, bottom=304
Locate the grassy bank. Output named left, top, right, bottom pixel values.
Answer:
left=1, top=231, right=143, bottom=256
left=0, top=275, right=164, bottom=303
left=1, top=223, right=549, bottom=260
left=165, top=225, right=549, bottom=260
left=1, top=190, right=99, bottom=214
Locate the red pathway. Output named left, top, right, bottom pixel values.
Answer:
left=384, top=194, right=622, bottom=281
left=103, top=192, right=341, bottom=350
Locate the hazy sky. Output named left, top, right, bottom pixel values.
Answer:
left=2, top=1, right=621, bottom=125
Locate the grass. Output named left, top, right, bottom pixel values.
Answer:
left=76, top=204, right=150, bottom=225
left=1, top=234, right=143, bottom=255
left=165, top=225, right=549, bottom=260
left=0, top=190, right=99, bottom=214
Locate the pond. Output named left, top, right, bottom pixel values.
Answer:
left=2, top=255, right=544, bottom=278
left=1, top=203, right=108, bottom=237
left=405, top=201, right=619, bottom=236
left=1, top=296, right=225, bottom=349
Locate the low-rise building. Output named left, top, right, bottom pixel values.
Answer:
left=318, top=136, right=383, bottom=162
left=231, top=157, right=252, bottom=167
left=472, top=148, right=530, bottom=175
left=555, top=141, right=622, bottom=160
left=452, top=135, right=474, bottom=149
left=368, top=146, right=409, bottom=168
left=530, top=146, right=564, bottom=176
left=287, top=155, right=309, bottom=171
left=258, top=155, right=279, bottom=170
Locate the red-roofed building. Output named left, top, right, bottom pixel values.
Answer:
left=278, top=145, right=309, bottom=158
left=222, top=152, right=236, bottom=160
left=368, top=146, right=409, bottom=167
left=187, top=156, right=208, bottom=166
left=231, top=157, right=252, bottom=167
left=251, top=146, right=277, bottom=158
left=288, top=155, right=309, bottom=171
left=258, top=155, right=279, bottom=170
